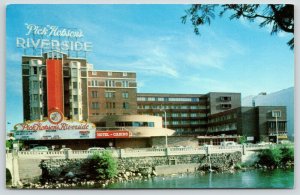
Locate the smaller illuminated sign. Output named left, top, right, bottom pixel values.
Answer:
left=96, top=131, right=131, bottom=139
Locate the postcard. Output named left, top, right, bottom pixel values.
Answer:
left=6, top=4, right=294, bottom=189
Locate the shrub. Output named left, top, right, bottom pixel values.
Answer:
left=280, top=145, right=294, bottom=164
left=80, top=151, right=117, bottom=180
left=258, top=146, right=282, bottom=167
left=258, top=145, right=294, bottom=168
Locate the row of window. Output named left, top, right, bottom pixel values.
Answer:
left=91, top=71, right=128, bottom=77
left=137, top=97, right=203, bottom=102
left=169, top=120, right=207, bottom=125
left=90, top=80, right=130, bottom=87
left=91, top=102, right=130, bottom=109
left=151, top=112, right=206, bottom=118
left=115, top=121, right=155, bottom=127
left=138, top=105, right=207, bottom=110
left=268, top=121, right=286, bottom=130
left=208, top=113, right=237, bottom=123
left=208, top=123, right=237, bottom=132
left=91, top=91, right=129, bottom=99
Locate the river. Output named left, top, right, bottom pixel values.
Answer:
left=107, top=168, right=294, bottom=189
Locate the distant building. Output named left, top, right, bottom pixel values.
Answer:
left=242, top=87, right=294, bottom=140
left=137, top=92, right=241, bottom=135
left=207, top=106, right=287, bottom=143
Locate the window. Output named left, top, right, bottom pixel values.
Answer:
left=148, top=97, right=155, bottom=101
left=122, top=80, right=129, bottom=88
left=91, top=91, right=98, bottom=98
left=33, top=94, right=38, bottom=101
left=33, top=67, right=37, bottom=75
left=220, top=96, right=231, bottom=101
left=73, top=95, right=78, bottom=102
left=73, top=82, right=78, bottom=89
left=32, top=81, right=38, bottom=89
left=123, top=102, right=129, bottom=109
left=32, top=59, right=38, bottom=65
left=172, top=121, right=179, bottom=125
left=71, top=68, right=78, bottom=76
left=123, top=72, right=127, bottom=76
left=105, top=80, right=115, bottom=87
left=181, top=113, right=188, bottom=117
left=272, top=110, right=281, bottom=117
left=137, top=97, right=146, bottom=101
left=172, top=113, right=179, bottom=117
left=91, top=80, right=99, bottom=87
left=190, top=113, right=197, bottom=117
left=221, top=104, right=231, bottom=109
left=92, top=71, right=97, bottom=75
left=108, top=72, right=112, bottom=76
left=122, top=92, right=129, bottom=99
left=74, top=108, right=78, bottom=115
left=105, top=91, right=115, bottom=98
left=105, top=102, right=115, bottom=109
left=92, top=102, right=99, bottom=109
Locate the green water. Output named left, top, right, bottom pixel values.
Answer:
left=107, top=169, right=294, bottom=189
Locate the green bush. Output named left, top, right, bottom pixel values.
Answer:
left=280, top=145, right=294, bottom=164
left=258, top=146, right=282, bottom=167
left=258, top=145, right=294, bottom=168
left=80, top=151, right=117, bottom=180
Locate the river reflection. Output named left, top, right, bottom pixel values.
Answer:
left=107, top=169, right=294, bottom=189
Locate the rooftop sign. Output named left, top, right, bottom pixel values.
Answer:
left=16, top=23, right=92, bottom=54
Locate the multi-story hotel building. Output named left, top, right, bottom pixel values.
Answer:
left=137, top=92, right=241, bottom=135
left=21, top=51, right=288, bottom=145
left=22, top=51, right=89, bottom=122
left=87, top=70, right=137, bottom=126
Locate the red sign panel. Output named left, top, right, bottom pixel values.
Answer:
left=46, top=59, right=63, bottom=114
left=96, top=131, right=130, bottom=138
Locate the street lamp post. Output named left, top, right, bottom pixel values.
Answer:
left=272, top=110, right=281, bottom=144
left=160, top=109, right=168, bottom=148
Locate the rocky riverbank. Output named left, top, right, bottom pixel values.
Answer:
left=18, top=152, right=244, bottom=189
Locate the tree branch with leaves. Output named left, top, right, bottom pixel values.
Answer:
left=182, top=4, right=294, bottom=49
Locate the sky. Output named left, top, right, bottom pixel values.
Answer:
left=6, top=4, right=294, bottom=129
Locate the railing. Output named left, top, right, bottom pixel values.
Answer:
left=11, top=144, right=285, bottom=159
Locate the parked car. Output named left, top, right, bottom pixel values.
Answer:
left=220, top=141, right=238, bottom=147
left=60, top=148, right=72, bottom=151
left=30, top=146, right=49, bottom=152
left=87, top=147, right=105, bottom=152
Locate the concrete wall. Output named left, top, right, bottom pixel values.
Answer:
left=18, top=159, right=42, bottom=183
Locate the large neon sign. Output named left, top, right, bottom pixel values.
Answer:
left=16, top=23, right=92, bottom=52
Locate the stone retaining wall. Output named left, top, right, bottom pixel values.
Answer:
left=27, top=152, right=241, bottom=184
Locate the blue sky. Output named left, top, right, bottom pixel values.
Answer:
left=6, top=4, right=294, bottom=129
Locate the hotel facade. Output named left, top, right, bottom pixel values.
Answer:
left=19, top=51, right=288, bottom=148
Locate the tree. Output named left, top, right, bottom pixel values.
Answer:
left=182, top=4, right=294, bottom=49
left=238, top=136, right=247, bottom=144
left=80, top=151, right=117, bottom=180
